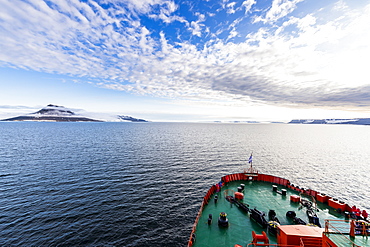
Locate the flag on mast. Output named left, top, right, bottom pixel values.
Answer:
left=248, top=154, right=253, bottom=164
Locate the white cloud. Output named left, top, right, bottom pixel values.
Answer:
left=1, top=0, right=370, bottom=114
left=227, top=28, right=238, bottom=39
left=333, top=0, right=349, bottom=11
left=149, top=0, right=188, bottom=24
left=226, top=2, right=237, bottom=14
left=189, top=21, right=202, bottom=37
left=254, top=0, right=303, bottom=23
left=110, top=0, right=165, bottom=14
left=139, top=26, right=153, bottom=53
left=187, top=12, right=206, bottom=37
left=241, top=0, right=256, bottom=13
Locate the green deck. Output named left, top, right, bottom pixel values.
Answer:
left=192, top=180, right=348, bottom=247
left=325, top=233, right=370, bottom=247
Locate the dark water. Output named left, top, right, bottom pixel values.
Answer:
left=1, top=122, right=369, bottom=246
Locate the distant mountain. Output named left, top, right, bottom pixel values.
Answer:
left=289, top=118, right=370, bottom=125
left=1, top=104, right=102, bottom=122
left=1, top=104, right=150, bottom=123
left=117, top=115, right=148, bottom=122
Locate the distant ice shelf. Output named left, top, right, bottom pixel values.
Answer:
left=288, top=118, right=370, bottom=125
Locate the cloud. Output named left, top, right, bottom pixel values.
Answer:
left=0, top=105, right=38, bottom=110
left=254, top=0, right=303, bottom=23
left=227, top=28, right=238, bottom=39
left=221, top=0, right=256, bottom=15
left=241, top=0, right=256, bottom=13
left=0, top=105, right=42, bottom=119
left=148, top=0, right=188, bottom=24
left=1, top=0, right=370, bottom=113
left=185, top=12, right=206, bottom=37
left=107, top=0, right=166, bottom=15
left=226, top=2, right=238, bottom=14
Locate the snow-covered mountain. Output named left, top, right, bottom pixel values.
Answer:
left=1, top=104, right=149, bottom=123
left=117, top=115, right=148, bottom=122
left=1, top=104, right=102, bottom=122
left=32, top=104, right=76, bottom=116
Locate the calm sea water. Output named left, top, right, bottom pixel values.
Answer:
left=1, top=122, right=369, bottom=246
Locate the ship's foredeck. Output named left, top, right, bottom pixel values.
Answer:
left=190, top=177, right=348, bottom=247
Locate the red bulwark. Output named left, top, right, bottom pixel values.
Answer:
left=316, top=193, right=329, bottom=204
left=328, top=198, right=346, bottom=211
left=278, top=225, right=324, bottom=247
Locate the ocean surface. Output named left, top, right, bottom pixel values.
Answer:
left=1, top=122, right=369, bottom=246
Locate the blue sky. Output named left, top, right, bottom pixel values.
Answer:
left=1, top=0, right=370, bottom=122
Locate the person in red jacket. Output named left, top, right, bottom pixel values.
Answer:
left=362, top=210, right=368, bottom=220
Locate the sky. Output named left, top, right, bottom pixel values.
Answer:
left=1, top=0, right=370, bottom=122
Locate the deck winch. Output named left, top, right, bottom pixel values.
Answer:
left=225, top=195, right=249, bottom=213
left=250, top=208, right=268, bottom=228
left=287, top=210, right=306, bottom=225
left=268, top=209, right=280, bottom=223
left=267, top=220, right=280, bottom=236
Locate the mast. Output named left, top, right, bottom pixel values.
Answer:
left=245, top=152, right=256, bottom=174
left=248, top=152, right=253, bottom=169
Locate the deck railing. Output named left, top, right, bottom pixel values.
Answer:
left=246, top=243, right=304, bottom=247
left=324, top=219, right=367, bottom=247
